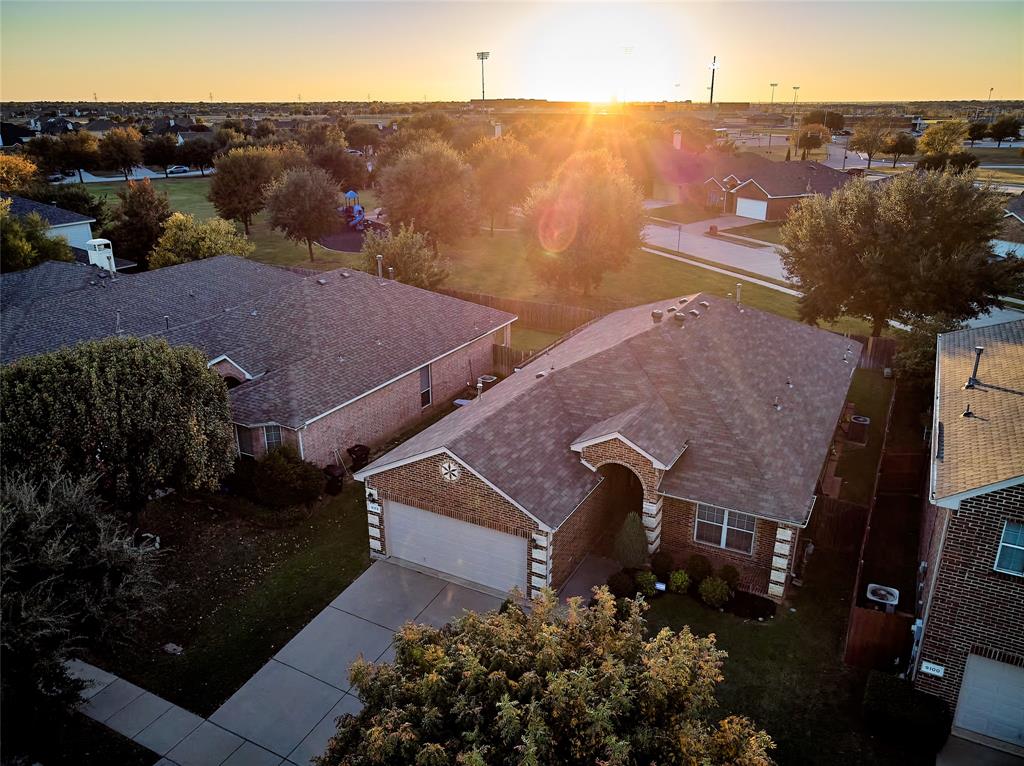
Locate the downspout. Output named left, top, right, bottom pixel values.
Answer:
left=297, top=428, right=305, bottom=461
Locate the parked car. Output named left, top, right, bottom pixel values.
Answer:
left=167, top=165, right=189, bottom=175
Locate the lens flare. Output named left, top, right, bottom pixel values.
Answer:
left=536, top=194, right=581, bottom=254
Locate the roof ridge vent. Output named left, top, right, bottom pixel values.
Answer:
left=688, top=309, right=700, bottom=317
left=699, top=300, right=710, bottom=308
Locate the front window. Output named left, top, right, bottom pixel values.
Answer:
left=419, top=366, right=432, bottom=408
left=236, top=426, right=254, bottom=456
left=264, top=425, right=282, bottom=452
left=995, top=520, right=1024, bottom=576
left=695, top=504, right=756, bottom=554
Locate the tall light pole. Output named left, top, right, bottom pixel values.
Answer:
left=767, top=82, right=778, bottom=154
left=791, top=85, right=800, bottom=128
left=476, top=51, right=490, bottom=103
left=708, top=56, right=719, bottom=107
left=988, top=86, right=994, bottom=122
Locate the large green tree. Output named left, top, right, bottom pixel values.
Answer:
left=102, top=178, right=171, bottom=269
left=317, top=589, right=774, bottom=766
left=1, top=471, right=162, bottom=759
left=311, top=142, right=368, bottom=190
left=848, top=118, right=892, bottom=169
left=967, top=121, right=989, bottom=147
left=361, top=222, right=447, bottom=289
left=0, top=199, right=74, bottom=272
left=143, top=133, right=181, bottom=177
left=468, top=135, right=539, bottom=234
left=99, top=127, right=144, bottom=180
left=379, top=138, right=478, bottom=253
left=149, top=212, right=254, bottom=268
left=59, top=130, right=101, bottom=182
left=521, top=149, right=644, bottom=296
left=883, top=132, right=918, bottom=167
left=918, top=120, right=969, bottom=156
left=208, top=145, right=281, bottom=234
left=0, top=337, right=235, bottom=514
left=179, top=138, right=217, bottom=176
left=780, top=172, right=1023, bottom=336
left=0, top=155, right=39, bottom=192
left=265, top=165, right=339, bottom=261
left=988, top=114, right=1022, bottom=148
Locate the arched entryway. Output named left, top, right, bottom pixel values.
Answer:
left=593, top=463, right=645, bottom=557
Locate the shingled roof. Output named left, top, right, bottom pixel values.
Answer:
left=732, top=160, right=852, bottom=197
left=1, top=256, right=515, bottom=428
left=2, top=194, right=95, bottom=227
left=931, top=319, right=1024, bottom=505
left=359, top=295, right=859, bottom=528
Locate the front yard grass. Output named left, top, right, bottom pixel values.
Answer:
left=645, top=548, right=912, bottom=765
left=722, top=220, right=785, bottom=245
left=87, top=483, right=370, bottom=716
left=835, top=369, right=895, bottom=506
left=646, top=202, right=712, bottom=224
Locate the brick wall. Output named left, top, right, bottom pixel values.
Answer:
left=580, top=439, right=662, bottom=502
left=300, top=334, right=495, bottom=466
left=914, top=484, right=1024, bottom=708
left=550, top=478, right=629, bottom=589
left=660, top=497, right=780, bottom=570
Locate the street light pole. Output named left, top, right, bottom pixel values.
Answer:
left=476, top=51, right=490, bottom=102
left=988, top=86, right=994, bottom=122
left=791, top=85, right=800, bottom=128
left=708, top=56, right=718, bottom=107
left=767, top=82, right=778, bottom=154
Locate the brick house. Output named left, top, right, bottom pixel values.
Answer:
left=1, top=256, right=514, bottom=466
left=912, top=320, right=1024, bottom=754
left=355, top=294, right=859, bottom=601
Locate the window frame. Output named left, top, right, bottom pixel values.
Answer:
left=994, top=519, right=1024, bottom=577
left=419, top=366, right=432, bottom=408
left=236, top=425, right=255, bottom=457
left=263, top=424, right=283, bottom=452
left=693, top=503, right=756, bottom=555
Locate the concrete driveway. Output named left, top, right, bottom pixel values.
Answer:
left=643, top=219, right=789, bottom=282
left=202, top=560, right=502, bottom=765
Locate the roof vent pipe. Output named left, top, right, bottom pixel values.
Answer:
left=375, top=254, right=383, bottom=279
left=387, top=266, right=395, bottom=280
left=115, top=310, right=122, bottom=334
left=673, top=312, right=686, bottom=326
left=735, top=283, right=742, bottom=306
left=651, top=309, right=664, bottom=323
left=964, top=346, right=984, bottom=389
left=164, top=315, right=170, bottom=331
left=476, top=381, right=484, bottom=399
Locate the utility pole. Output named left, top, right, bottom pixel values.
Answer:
left=476, top=51, right=490, bottom=102
left=767, top=82, right=778, bottom=154
left=708, top=56, right=718, bottom=107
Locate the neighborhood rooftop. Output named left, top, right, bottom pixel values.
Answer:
left=931, top=318, right=1024, bottom=504
left=361, top=294, right=861, bottom=527
left=2, top=193, right=96, bottom=227
left=1, top=256, right=515, bottom=428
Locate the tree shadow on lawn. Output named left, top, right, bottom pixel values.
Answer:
left=645, top=549, right=926, bottom=766
left=85, top=484, right=370, bottom=716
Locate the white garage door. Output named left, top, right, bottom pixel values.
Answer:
left=385, top=500, right=527, bottom=593
left=735, top=197, right=768, bottom=220
left=954, top=655, right=1024, bottom=746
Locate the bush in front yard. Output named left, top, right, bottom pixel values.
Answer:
left=606, top=570, right=636, bottom=599
left=719, top=564, right=741, bottom=589
left=699, top=576, right=732, bottom=609
left=613, top=512, right=648, bottom=569
left=862, top=670, right=951, bottom=754
left=236, top=446, right=324, bottom=509
left=634, top=570, right=657, bottom=598
left=668, top=569, right=691, bottom=594
left=686, top=554, right=713, bottom=584
left=650, top=550, right=675, bottom=580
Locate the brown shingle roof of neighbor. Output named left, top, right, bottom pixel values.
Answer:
left=931, top=319, right=1024, bottom=503
left=733, top=160, right=852, bottom=197
left=360, top=295, right=860, bottom=529
left=1005, top=193, right=1024, bottom=220
left=2, top=193, right=96, bottom=227
left=1, top=256, right=515, bottom=428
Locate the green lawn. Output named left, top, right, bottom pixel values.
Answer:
left=510, top=325, right=563, bottom=353
left=835, top=369, right=895, bottom=506
left=88, top=177, right=379, bottom=270
left=646, top=202, right=712, bottom=224
left=442, top=231, right=875, bottom=336
left=645, top=549, right=913, bottom=765
left=88, top=484, right=371, bottom=715
left=722, top=220, right=785, bottom=245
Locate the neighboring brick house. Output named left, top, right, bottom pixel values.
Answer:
left=1, top=256, right=514, bottom=467
left=912, top=320, right=1024, bottom=754
left=993, top=193, right=1024, bottom=259
left=355, top=294, right=859, bottom=601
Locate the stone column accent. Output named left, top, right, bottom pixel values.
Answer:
left=642, top=498, right=663, bottom=554
left=529, top=530, right=552, bottom=598
left=365, top=486, right=386, bottom=559
left=768, top=525, right=794, bottom=600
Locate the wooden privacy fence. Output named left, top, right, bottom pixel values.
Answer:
left=438, top=289, right=603, bottom=334
left=877, top=452, right=928, bottom=494
left=805, top=497, right=869, bottom=552
left=492, top=345, right=537, bottom=377
left=844, top=607, right=915, bottom=669
left=848, top=335, right=899, bottom=370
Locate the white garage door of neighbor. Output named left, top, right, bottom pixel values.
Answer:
left=385, top=500, right=527, bottom=593
left=954, top=654, right=1024, bottom=746
left=736, top=197, right=769, bottom=221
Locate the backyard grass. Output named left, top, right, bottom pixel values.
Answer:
left=646, top=202, right=711, bottom=224
left=835, top=369, right=895, bottom=506
left=722, top=220, right=785, bottom=245
left=510, top=325, right=563, bottom=353
left=645, top=547, right=916, bottom=766
left=88, top=484, right=371, bottom=716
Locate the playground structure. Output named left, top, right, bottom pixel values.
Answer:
left=340, top=190, right=368, bottom=231
left=319, top=190, right=387, bottom=253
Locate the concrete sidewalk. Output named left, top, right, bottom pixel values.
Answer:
left=643, top=220, right=789, bottom=282
left=75, top=560, right=502, bottom=766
